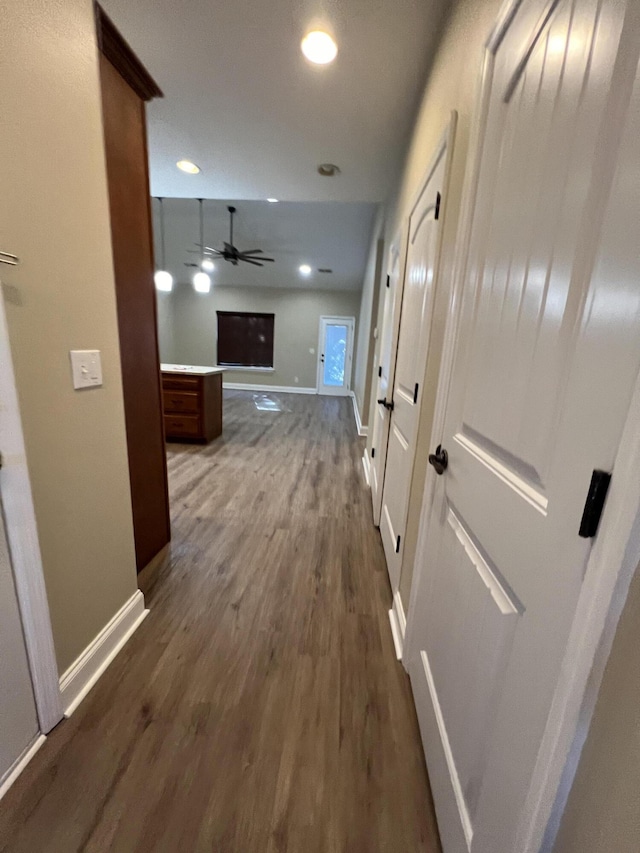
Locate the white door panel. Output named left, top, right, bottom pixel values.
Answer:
left=369, top=242, right=405, bottom=525
left=379, top=146, right=448, bottom=588
left=0, top=507, right=39, bottom=784
left=407, top=0, right=640, bottom=850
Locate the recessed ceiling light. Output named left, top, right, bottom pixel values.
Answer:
left=176, top=159, right=200, bottom=174
left=318, top=163, right=341, bottom=177
left=267, top=198, right=279, bottom=203
left=301, top=31, right=338, bottom=65
left=299, top=264, right=312, bottom=276
left=201, top=258, right=215, bottom=272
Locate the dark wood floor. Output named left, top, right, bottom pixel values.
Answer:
left=0, top=391, right=441, bottom=852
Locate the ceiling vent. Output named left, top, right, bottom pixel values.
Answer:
left=318, top=268, right=333, bottom=274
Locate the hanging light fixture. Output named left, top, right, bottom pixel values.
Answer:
left=154, top=197, right=173, bottom=292
left=193, top=198, right=211, bottom=293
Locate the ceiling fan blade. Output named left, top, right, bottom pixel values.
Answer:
left=203, top=246, right=224, bottom=255
left=239, top=248, right=263, bottom=254
left=240, top=255, right=275, bottom=262
left=241, top=258, right=264, bottom=267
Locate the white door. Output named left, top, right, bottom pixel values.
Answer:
left=379, top=132, right=451, bottom=590
left=317, top=317, right=355, bottom=397
left=0, top=287, right=40, bottom=787
left=0, top=502, right=39, bottom=789
left=405, top=1, right=640, bottom=850
left=369, top=239, right=406, bottom=526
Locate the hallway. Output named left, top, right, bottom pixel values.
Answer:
left=0, top=391, right=440, bottom=852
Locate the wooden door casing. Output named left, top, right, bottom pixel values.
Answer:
left=98, top=12, right=170, bottom=571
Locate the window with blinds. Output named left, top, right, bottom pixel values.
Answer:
left=216, top=311, right=275, bottom=368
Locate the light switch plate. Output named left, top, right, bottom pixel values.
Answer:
left=70, top=350, right=102, bottom=389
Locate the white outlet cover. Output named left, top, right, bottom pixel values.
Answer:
left=309, top=347, right=315, bottom=354
left=70, top=350, right=102, bottom=389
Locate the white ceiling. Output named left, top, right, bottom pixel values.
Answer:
left=101, top=0, right=444, bottom=202
left=153, top=199, right=378, bottom=290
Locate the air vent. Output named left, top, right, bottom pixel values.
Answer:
left=318, top=268, right=333, bottom=274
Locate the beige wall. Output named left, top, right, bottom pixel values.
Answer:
left=553, top=562, right=640, bottom=853
left=1, top=0, right=138, bottom=673
left=353, top=208, right=386, bottom=425
left=156, top=291, right=176, bottom=364
left=161, top=284, right=361, bottom=390
left=365, top=0, right=505, bottom=611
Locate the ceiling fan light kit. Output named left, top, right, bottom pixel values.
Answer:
left=201, top=205, right=275, bottom=267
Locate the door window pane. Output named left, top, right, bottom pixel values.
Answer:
left=323, top=324, right=347, bottom=386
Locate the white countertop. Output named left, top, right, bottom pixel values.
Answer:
left=161, top=363, right=225, bottom=376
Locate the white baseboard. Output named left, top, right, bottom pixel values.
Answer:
left=223, top=382, right=317, bottom=394
left=59, top=590, right=148, bottom=717
left=350, top=391, right=368, bottom=436
left=388, top=590, right=407, bottom=661
left=362, top=452, right=371, bottom=487
left=0, top=734, right=46, bottom=803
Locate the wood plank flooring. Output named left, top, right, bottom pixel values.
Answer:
left=0, top=391, right=441, bottom=852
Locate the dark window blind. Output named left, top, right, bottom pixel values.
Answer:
left=216, top=311, right=275, bottom=368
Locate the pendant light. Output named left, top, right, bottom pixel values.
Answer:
left=154, top=197, right=173, bottom=292
left=193, top=198, right=211, bottom=293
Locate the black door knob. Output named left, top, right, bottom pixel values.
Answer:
left=377, top=397, right=395, bottom=412
left=428, top=444, right=448, bottom=475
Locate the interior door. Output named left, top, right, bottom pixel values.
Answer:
left=317, top=317, right=355, bottom=396
left=379, top=143, right=448, bottom=590
left=0, top=507, right=39, bottom=788
left=406, top=1, right=640, bottom=850
left=369, top=240, right=405, bottom=526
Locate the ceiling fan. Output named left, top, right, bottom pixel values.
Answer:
left=202, top=205, right=275, bottom=267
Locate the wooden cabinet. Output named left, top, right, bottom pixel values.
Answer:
left=162, top=372, right=223, bottom=443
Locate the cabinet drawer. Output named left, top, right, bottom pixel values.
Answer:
left=162, top=374, right=201, bottom=391
left=163, top=390, right=200, bottom=414
left=164, top=414, right=201, bottom=438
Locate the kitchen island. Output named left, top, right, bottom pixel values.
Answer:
left=160, top=364, right=225, bottom=443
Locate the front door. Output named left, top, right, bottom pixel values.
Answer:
left=406, top=1, right=640, bottom=850
left=317, top=317, right=355, bottom=397
left=379, top=135, right=450, bottom=590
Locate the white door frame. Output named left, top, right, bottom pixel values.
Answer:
left=316, top=316, right=355, bottom=396
left=404, top=1, right=640, bottom=850
left=370, top=231, right=407, bottom=527
left=378, top=116, right=456, bottom=586
left=0, top=284, right=63, bottom=734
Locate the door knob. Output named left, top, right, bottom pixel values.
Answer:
left=377, top=397, right=395, bottom=411
left=428, top=444, right=448, bottom=475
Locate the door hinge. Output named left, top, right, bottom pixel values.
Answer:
left=435, top=191, right=441, bottom=221
left=413, top=382, right=419, bottom=404
left=395, top=535, right=401, bottom=553
left=378, top=365, right=382, bottom=377
left=579, top=470, right=611, bottom=538
left=386, top=274, right=390, bottom=288
left=371, top=447, right=375, bottom=459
